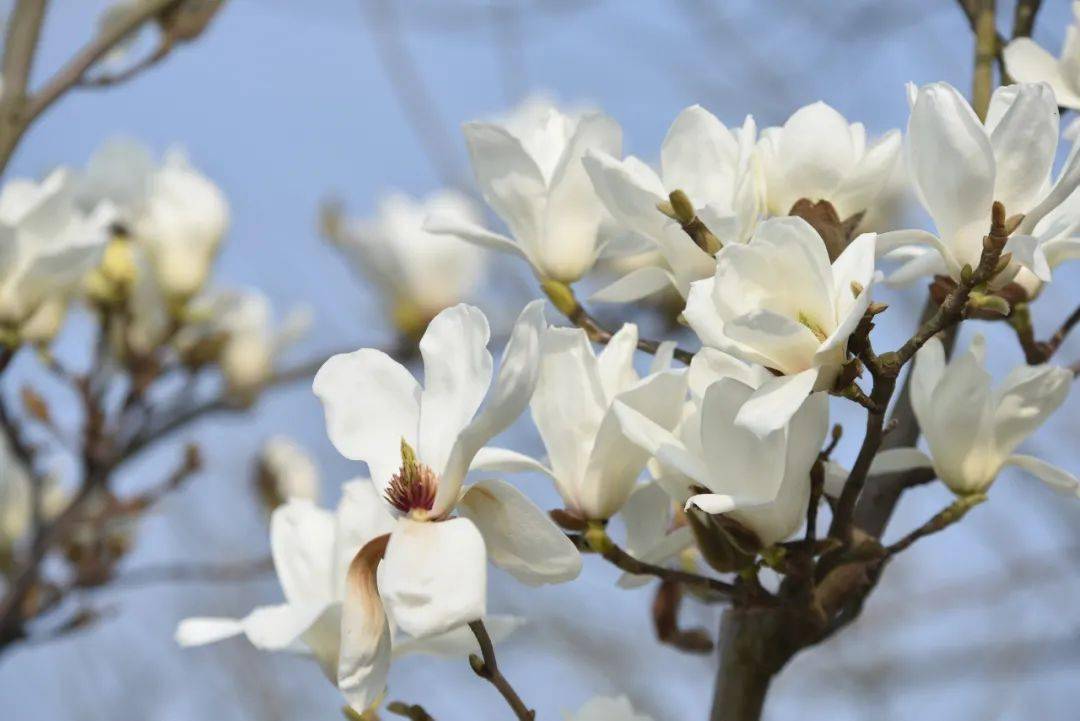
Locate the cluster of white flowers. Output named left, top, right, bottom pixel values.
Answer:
left=177, top=68, right=1080, bottom=720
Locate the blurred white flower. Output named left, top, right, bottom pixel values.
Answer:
left=211, top=288, right=310, bottom=396
left=0, top=169, right=113, bottom=329
left=78, top=138, right=229, bottom=302
left=684, top=216, right=875, bottom=436
left=880, top=82, right=1080, bottom=287
left=481, top=323, right=686, bottom=520
left=312, top=302, right=580, bottom=704
left=1004, top=3, right=1080, bottom=110
left=258, top=435, right=320, bottom=503
left=329, top=190, right=487, bottom=334
left=0, top=439, right=66, bottom=549
left=565, top=695, right=654, bottom=721
left=176, top=480, right=524, bottom=712
left=583, top=106, right=762, bottom=301
left=758, top=101, right=900, bottom=219
left=614, top=349, right=829, bottom=547
left=427, top=96, right=621, bottom=283
left=885, top=334, right=1078, bottom=497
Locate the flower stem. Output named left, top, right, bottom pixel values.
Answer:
left=467, top=620, right=535, bottom=721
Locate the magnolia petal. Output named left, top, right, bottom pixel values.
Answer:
left=423, top=213, right=528, bottom=262
left=529, top=325, right=607, bottom=503
left=435, top=300, right=545, bottom=516
left=1003, top=234, right=1051, bottom=281
left=418, top=304, right=494, bottom=474
left=379, top=517, right=487, bottom=639
left=243, top=602, right=330, bottom=651
left=596, top=323, right=640, bottom=400
left=612, top=401, right=712, bottom=486
left=590, top=266, right=675, bottom=303
left=906, top=82, right=995, bottom=247
left=581, top=370, right=688, bottom=519
left=685, top=493, right=741, bottom=515
left=683, top=277, right=729, bottom=350
left=391, top=614, right=526, bottom=660
left=469, top=447, right=555, bottom=478
left=459, top=478, right=582, bottom=585
left=1005, top=454, right=1080, bottom=496
left=581, top=150, right=668, bottom=241
left=733, top=367, right=820, bottom=438
left=620, top=482, right=672, bottom=557
left=617, top=525, right=694, bottom=589
left=462, top=121, right=546, bottom=248
left=1004, top=39, right=1080, bottom=109
left=723, top=309, right=822, bottom=376
left=831, top=130, right=901, bottom=217
left=868, top=447, right=934, bottom=475
left=270, top=499, right=337, bottom=606
left=313, top=349, right=420, bottom=493
left=175, top=617, right=244, bottom=647
left=688, top=347, right=770, bottom=397
left=333, top=479, right=397, bottom=599
left=661, top=104, right=739, bottom=206
left=992, top=364, right=1072, bottom=457
left=987, top=83, right=1059, bottom=213
left=338, top=534, right=392, bottom=714
left=910, top=336, right=947, bottom=430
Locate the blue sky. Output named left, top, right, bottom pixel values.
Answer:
left=3, top=2, right=1080, bottom=720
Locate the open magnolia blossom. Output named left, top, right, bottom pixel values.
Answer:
left=616, top=481, right=694, bottom=588
left=758, top=101, right=901, bottom=220
left=582, top=106, right=762, bottom=301
left=0, top=169, right=114, bottom=329
left=426, top=96, right=621, bottom=283
left=880, top=334, right=1078, bottom=497
left=176, top=481, right=524, bottom=712
left=684, top=216, right=875, bottom=437
left=258, top=435, right=321, bottom=503
left=614, top=349, right=829, bottom=547
left=565, top=695, right=654, bottom=721
left=328, top=190, right=487, bottom=336
left=478, top=323, right=686, bottom=521
left=312, top=301, right=581, bottom=700
left=1004, top=3, right=1080, bottom=111
left=76, top=138, right=229, bottom=301
left=879, top=82, right=1080, bottom=287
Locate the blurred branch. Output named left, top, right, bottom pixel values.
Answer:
left=0, top=0, right=48, bottom=105
left=971, top=0, right=997, bottom=121
left=108, top=555, right=273, bottom=590
left=1011, top=0, right=1042, bottom=38
left=359, top=0, right=472, bottom=192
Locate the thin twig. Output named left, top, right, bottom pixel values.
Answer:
left=581, top=525, right=736, bottom=596
left=468, top=620, right=535, bottom=721
left=884, top=493, right=987, bottom=556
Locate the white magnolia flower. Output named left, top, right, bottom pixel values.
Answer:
left=312, top=302, right=581, bottom=705
left=259, top=435, right=320, bottom=503
left=880, top=82, right=1080, bottom=287
left=78, top=138, right=229, bottom=301
left=478, top=323, right=687, bottom=521
left=614, top=349, right=829, bottom=546
left=189, top=288, right=311, bottom=395
left=0, top=442, right=66, bottom=549
left=883, top=334, right=1078, bottom=497
left=0, top=169, right=113, bottom=327
left=427, top=97, right=621, bottom=283
left=684, top=216, right=875, bottom=436
left=1004, top=3, right=1080, bottom=110
left=176, top=481, right=524, bottom=712
left=758, top=101, right=901, bottom=219
left=582, top=106, right=762, bottom=302
left=329, top=190, right=487, bottom=333
left=565, top=695, right=654, bottom=721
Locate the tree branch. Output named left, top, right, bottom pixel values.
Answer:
left=467, top=620, right=535, bottom=721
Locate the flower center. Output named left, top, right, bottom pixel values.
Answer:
left=797, top=312, right=828, bottom=342
left=384, top=439, right=438, bottom=517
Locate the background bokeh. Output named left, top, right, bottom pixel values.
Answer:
left=2, top=1, right=1079, bottom=719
